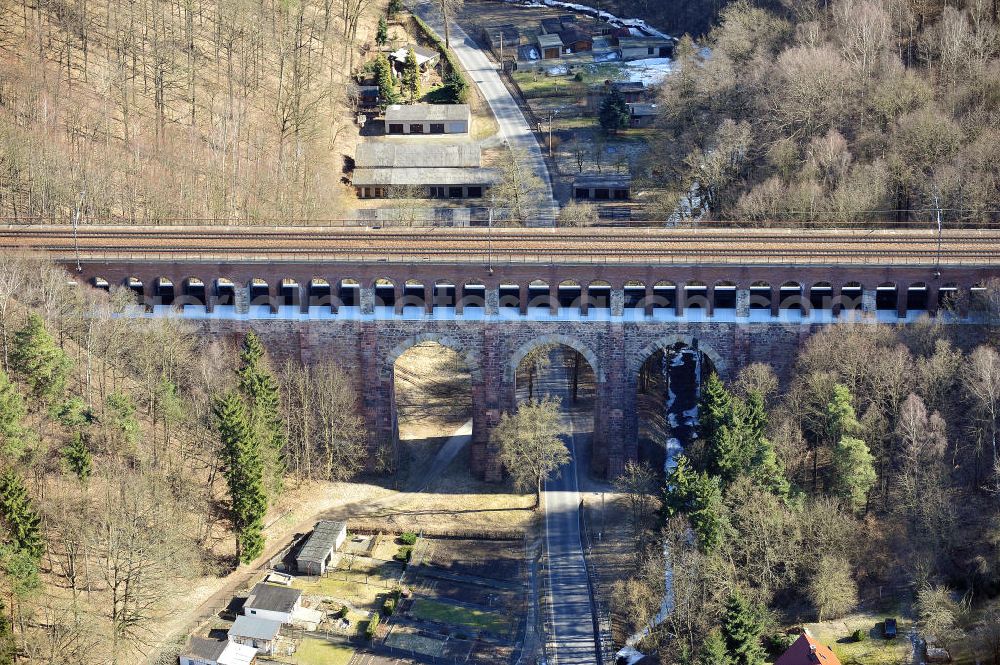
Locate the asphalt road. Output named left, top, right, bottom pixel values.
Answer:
left=408, top=0, right=558, bottom=225
left=538, top=358, right=600, bottom=664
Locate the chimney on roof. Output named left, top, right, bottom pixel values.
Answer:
left=810, top=644, right=817, bottom=653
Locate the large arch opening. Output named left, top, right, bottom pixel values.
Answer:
left=635, top=338, right=721, bottom=474
left=374, top=278, right=395, bottom=309
left=308, top=279, right=332, bottom=309
left=389, top=339, right=474, bottom=486
left=154, top=277, right=175, bottom=307
left=215, top=278, right=236, bottom=307
left=511, top=338, right=599, bottom=474
left=181, top=277, right=207, bottom=308
left=876, top=282, right=898, bottom=311
left=713, top=281, right=737, bottom=311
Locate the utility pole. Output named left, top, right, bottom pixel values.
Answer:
left=499, top=31, right=503, bottom=72
left=934, top=194, right=943, bottom=279
left=73, top=191, right=84, bottom=272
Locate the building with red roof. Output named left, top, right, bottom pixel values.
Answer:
left=774, top=632, right=842, bottom=665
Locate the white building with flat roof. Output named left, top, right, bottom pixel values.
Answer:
left=385, top=104, right=470, bottom=135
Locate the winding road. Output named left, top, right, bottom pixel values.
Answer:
left=408, top=0, right=558, bottom=225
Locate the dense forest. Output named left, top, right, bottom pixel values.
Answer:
left=0, top=257, right=365, bottom=664
left=0, top=0, right=378, bottom=223
left=649, top=0, right=1000, bottom=225
left=613, top=307, right=1000, bottom=664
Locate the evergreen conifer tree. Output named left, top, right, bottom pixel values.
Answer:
left=698, top=627, right=732, bottom=665
left=402, top=48, right=421, bottom=101
left=599, top=86, right=630, bottom=133
left=9, top=313, right=70, bottom=403
left=376, top=16, right=388, bottom=46
left=237, top=330, right=286, bottom=496
left=0, top=468, right=44, bottom=561
left=0, top=598, right=14, bottom=665
left=722, top=591, right=766, bottom=665
left=0, top=369, right=24, bottom=448
left=62, top=431, right=92, bottom=481
left=214, top=390, right=268, bottom=563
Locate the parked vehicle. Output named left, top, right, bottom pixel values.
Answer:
left=883, top=618, right=898, bottom=639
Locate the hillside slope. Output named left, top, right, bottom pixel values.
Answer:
left=0, top=0, right=377, bottom=223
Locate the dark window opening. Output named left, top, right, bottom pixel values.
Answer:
left=528, top=286, right=550, bottom=308
left=714, top=286, right=737, bottom=309
left=749, top=285, right=771, bottom=310
left=558, top=286, right=581, bottom=307
left=685, top=286, right=708, bottom=309
left=280, top=283, right=299, bottom=307
left=249, top=283, right=269, bottom=305
left=841, top=285, right=863, bottom=310
left=409, top=124, right=424, bottom=134
left=388, top=123, right=404, bottom=134
left=810, top=286, right=832, bottom=310
left=906, top=286, right=928, bottom=310
left=499, top=286, right=520, bottom=308
left=339, top=284, right=360, bottom=307
left=434, top=285, right=456, bottom=308
left=375, top=285, right=395, bottom=307
left=309, top=283, right=331, bottom=307
left=216, top=283, right=235, bottom=306
left=467, top=186, right=483, bottom=198
left=449, top=187, right=463, bottom=198
left=402, top=284, right=426, bottom=308
left=430, top=123, right=445, bottom=134
left=462, top=285, right=486, bottom=308
left=589, top=286, right=611, bottom=308
left=652, top=285, right=675, bottom=309
left=624, top=286, right=645, bottom=308
left=876, top=287, right=897, bottom=310
left=779, top=286, right=802, bottom=310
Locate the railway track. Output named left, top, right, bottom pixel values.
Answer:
left=1, top=225, right=998, bottom=266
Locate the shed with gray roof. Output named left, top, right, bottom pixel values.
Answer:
left=385, top=104, right=470, bottom=134
left=228, top=615, right=281, bottom=656
left=295, top=520, right=347, bottom=575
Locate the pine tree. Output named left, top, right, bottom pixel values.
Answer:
left=698, top=627, right=733, bottom=665
left=0, top=468, right=44, bottom=561
left=700, top=373, right=735, bottom=452
left=599, top=86, right=630, bottom=134
left=373, top=54, right=399, bottom=108
left=722, top=591, right=766, bottom=665
left=62, top=431, right=93, bottom=481
left=237, top=330, right=286, bottom=497
left=0, top=369, right=25, bottom=446
left=826, top=383, right=861, bottom=444
left=665, top=456, right=729, bottom=551
left=376, top=16, right=388, bottom=46
left=9, top=313, right=70, bottom=403
left=402, top=48, right=421, bottom=101
left=214, top=390, right=268, bottom=564
left=832, top=436, right=877, bottom=513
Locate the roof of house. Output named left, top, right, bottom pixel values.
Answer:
left=619, top=36, right=672, bottom=47
left=537, top=33, right=564, bottom=48
left=491, top=24, right=520, bottom=42
left=244, top=583, right=302, bottom=615
left=352, top=167, right=500, bottom=187
left=574, top=174, right=632, bottom=188
left=540, top=17, right=564, bottom=33
left=230, top=614, right=283, bottom=641
left=296, top=520, right=347, bottom=564
left=389, top=45, right=439, bottom=65
left=592, top=36, right=614, bottom=50
left=385, top=104, right=470, bottom=123
left=355, top=143, right=481, bottom=169
left=182, top=636, right=228, bottom=662
left=559, top=28, right=592, bottom=45
left=612, top=80, right=645, bottom=92
left=218, top=642, right=258, bottom=665
left=629, top=102, right=658, bottom=116
left=775, top=633, right=843, bottom=665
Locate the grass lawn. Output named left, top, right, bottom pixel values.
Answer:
left=409, top=598, right=512, bottom=636
left=293, top=575, right=392, bottom=607
left=286, top=637, right=354, bottom=665
left=804, top=615, right=911, bottom=665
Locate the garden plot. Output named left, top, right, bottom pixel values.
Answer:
left=420, top=538, right=525, bottom=582
left=408, top=598, right=516, bottom=639
left=383, top=624, right=475, bottom=660
left=409, top=574, right=520, bottom=609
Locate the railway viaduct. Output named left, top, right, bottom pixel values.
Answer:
left=4, top=224, right=999, bottom=478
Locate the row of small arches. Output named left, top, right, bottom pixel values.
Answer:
left=87, top=276, right=985, bottom=313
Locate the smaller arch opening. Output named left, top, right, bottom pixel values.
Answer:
left=461, top=281, right=486, bottom=309
left=939, top=283, right=959, bottom=311
left=528, top=279, right=550, bottom=309
left=91, top=277, right=110, bottom=291
left=876, top=282, right=897, bottom=311
left=749, top=281, right=771, bottom=310
left=713, top=281, right=737, bottom=310
left=559, top=280, right=582, bottom=308
left=216, top=278, right=236, bottom=306
left=249, top=279, right=269, bottom=306
left=499, top=280, right=519, bottom=309
left=685, top=280, right=708, bottom=309
left=588, top=280, right=612, bottom=309
left=339, top=279, right=360, bottom=307
left=155, top=277, right=175, bottom=307
left=434, top=280, right=456, bottom=308
left=374, top=278, right=396, bottom=308
left=280, top=278, right=300, bottom=307
left=810, top=282, right=833, bottom=310
left=125, top=277, right=144, bottom=303
left=778, top=281, right=803, bottom=311
left=841, top=282, right=863, bottom=311
left=652, top=281, right=676, bottom=310
left=906, top=282, right=928, bottom=311
left=624, top=281, right=645, bottom=309
left=402, top=279, right=426, bottom=309
left=308, top=278, right=332, bottom=308
left=182, top=277, right=207, bottom=307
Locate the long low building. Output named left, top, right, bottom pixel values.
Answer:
left=385, top=104, right=470, bottom=134
left=353, top=142, right=499, bottom=199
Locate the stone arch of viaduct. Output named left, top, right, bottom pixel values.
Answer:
left=65, top=260, right=996, bottom=479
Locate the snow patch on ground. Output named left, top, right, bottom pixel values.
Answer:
left=499, top=0, right=673, bottom=40
left=622, top=57, right=675, bottom=85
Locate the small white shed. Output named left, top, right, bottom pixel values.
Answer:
left=243, top=583, right=302, bottom=625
